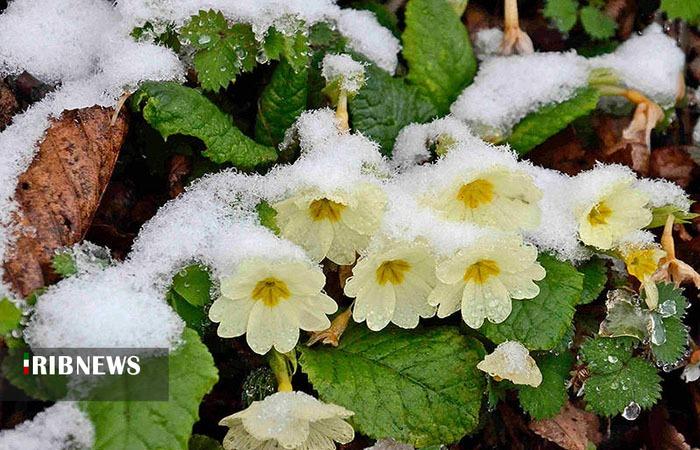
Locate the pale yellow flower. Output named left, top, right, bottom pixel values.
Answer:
left=428, top=236, right=545, bottom=329
left=344, top=241, right=437, bottom=331
left=621, top=245, right=665, bottom=309
left=577, top=181, right=651, bottom=250
left=477, top=341, right=542, bottom=387
left=209, top=259, right=337, bottom=354
left=273, top=183, right=387, bottom=265
left=428, top=166, right=542, bottom=231
left=220, top=391, right=354, bottom=450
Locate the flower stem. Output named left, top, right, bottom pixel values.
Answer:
left=268, top=349, right=295, bottom=392
left=335, top=91, right=349, bottom=133
left=504, top=0, right=520, bottom=32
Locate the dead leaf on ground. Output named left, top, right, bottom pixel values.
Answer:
left=530, top=401, right=602, bottom=450
left=3, top=106, right=128, bottom=296
left=645, top=406, right=691, bottom=450
left=650, top=146, right=697, bottom=189
left=0, top=80, right=19, bottom=131
left=168, top=154, right=192, bottom=198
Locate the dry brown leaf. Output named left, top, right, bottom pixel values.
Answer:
left=530, top=402, right=602, bottom=450
left=650, top=146, right=697, bottom=189
left=0, top=80, right=19, bottom=131
left=3, top=106, right=128, bottom=296
left=646, top=407, right=691, bottom=450
left=168, top=154, right=192, bottom=198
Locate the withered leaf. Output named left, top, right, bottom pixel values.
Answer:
left=530, top=401, right=602, bottom=450
left=3, top=106, right=128, bottom=296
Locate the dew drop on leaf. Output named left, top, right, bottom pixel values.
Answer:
left=622, top=401, right=641, bottom=420
left=198, top=35, right=211, bottom=45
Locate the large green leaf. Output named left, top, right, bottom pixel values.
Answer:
left=661, top=0, right=700, bottom=23
left=403, top=0, right=476, bottom=114
left=0, top=298, right=22, bottom=335
left=132, top=81, right=277, bottom=169
left=83, top=329, right=219, bottom=450
left=507, top=87, right=601, bottom=154
left=580, top=337, right=661, bottom=416
left=255, top=60, right=309, bottom=147
left=577, top=257, right=607, bottom=305
left=651, top=283, right=689, bottom=366
left=350, top=65, right=438, bottom=155
left=481, top=254, right=583, bottom=351
left=300, top=325, right=485, bottom=446
left=518, top=352, right=574, bottom=419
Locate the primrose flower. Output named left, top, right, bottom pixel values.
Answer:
left=621, top=245, right=665, bottom=309
left=681, top=348, right=700, bottom=383
left=273, top=183, right=387, bottom=265
left=428, top=236, right=545, bottom=329
left=576, top=181, right=651, bottom=250
left=428, top=166, right=542, bottom=231
left=220, top=391, right=354, bottom=450
left=209, top=259, right=337, bottom=354
left=477, top=341, right=542, bottom=387
left=344, top=241, right=437, bottom=331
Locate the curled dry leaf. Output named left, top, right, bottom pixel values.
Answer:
left=3, top=106, right=128, bottom=296
left=650, top=146, right=696, bottom=189
left=530, top=401, right=602, bottom=450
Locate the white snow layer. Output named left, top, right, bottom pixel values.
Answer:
left=321, top=53, right=366, bottom=94
left=0, top=403, right=94, bottom=450
left=451, top=25, right=685, bottom=139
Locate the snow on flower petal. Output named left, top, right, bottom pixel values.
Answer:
left=428, top=235, right=545, bottom=329
left=344, top=239, right=437, bottom=331
left=209, top=258, right=337, bottom=354
left=220, top=391, right=354, bottom=450
left=477, top=341, right=542, bottom=387
left=273, top=183, right=387, bottom=265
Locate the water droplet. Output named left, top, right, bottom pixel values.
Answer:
left=607, top=355, right=619, bottom=364
left=622, top=401, right=641, bottom=420
left=658, top=299, right=677, bottom=318
left=256, top=49, right=269, bottom=64
left=11, top=329, right=21, bottom=338
left=198, top=34, right=211, bottom=45
left=650, top=314, right=666, bottom=346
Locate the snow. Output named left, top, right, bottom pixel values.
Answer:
left=0, top=403, right=94, bottom=450
left=392, top=116, right=478, bottom=169
left=451, top=25, right=684, bottom=139
left=115, top=0, right=401, bottom=73
left=590, top=24, right=685, bottom=108
left=635, top=177, right=692, bottom=211
left=321, top=54, right=366, bottom=94
left=450, top=51, right=589, bottom=140
left=473, top=28, right=503, bottom=60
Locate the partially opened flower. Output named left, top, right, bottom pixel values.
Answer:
left=220, top=391, right=354, bottom=450
left=655, top=214, right=700, bottom=289
left=273, top=183, right=387, bottom=265
left=427, top=166, right=542, bottom=231
left=681, top=348, right=700, bottom=383
left=477, top=341, right=542, bottom=387
left=621, top=244, right=665, bottom=309
left=209, top=258, right=337, bottom=354
left=576, top=181, right=651, bottom=250
left=428, top=235, right=545, bottom=329
left=344, top=240, right=437, bottom=331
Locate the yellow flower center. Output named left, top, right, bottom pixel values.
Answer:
left=309, top=198, right=346, bottom=222
left=375, top=259, right=412, bottom=285
left=251, top=277, right=291, bottom=307
left=624, top=249, right=660, bottom=281
left=588, top=201, right=612, bottom=226
left=457, top=179, right=494, bottom=209
left=463, top=259, right=500, bottom=284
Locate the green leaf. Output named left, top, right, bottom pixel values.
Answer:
left=651, top=283, right=689, bottom=365
left=580, top=337, right=661, bottom=416
left=518, top=352, right=574, bottom=419
left=647, top=204, right=698, bottom=229
left=83, top=328, right=219, bottom=450
left=350, top=64, right=438, bottom=155
left=508, top=87, right=601, bottom=154
left=171, top=265, right=212, bottom=307
left=403, top=0, right=476, bottom=114
left=52, top=252, right=78, bottom=278
left=543, top=0, right=580, bottom=32
left=578, top=257, right=607, bottom=305
left=255, top=60, right=308, bottom=147
left=189, top=435, right=224, bottom=450
left=132, top=81, right=278, bottom=169
left=256, top=200, right=280, bottom=235
left=660, top=0, right=700, bottom=23
left=300, top=325, right=485, bottom=446
left=181, top=10, right=258, bottom=91
left=579, top=6, right=617, bottom=40
left=263, top=28, right=310, bottom=73
left=0, top=298, right=22, bottom=335
left=481, top=254, right=583, bottom=351
left=2, top=345, right=69, bottom=401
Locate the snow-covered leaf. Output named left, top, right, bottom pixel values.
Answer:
left=300, top=324, right=485, bottom=447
